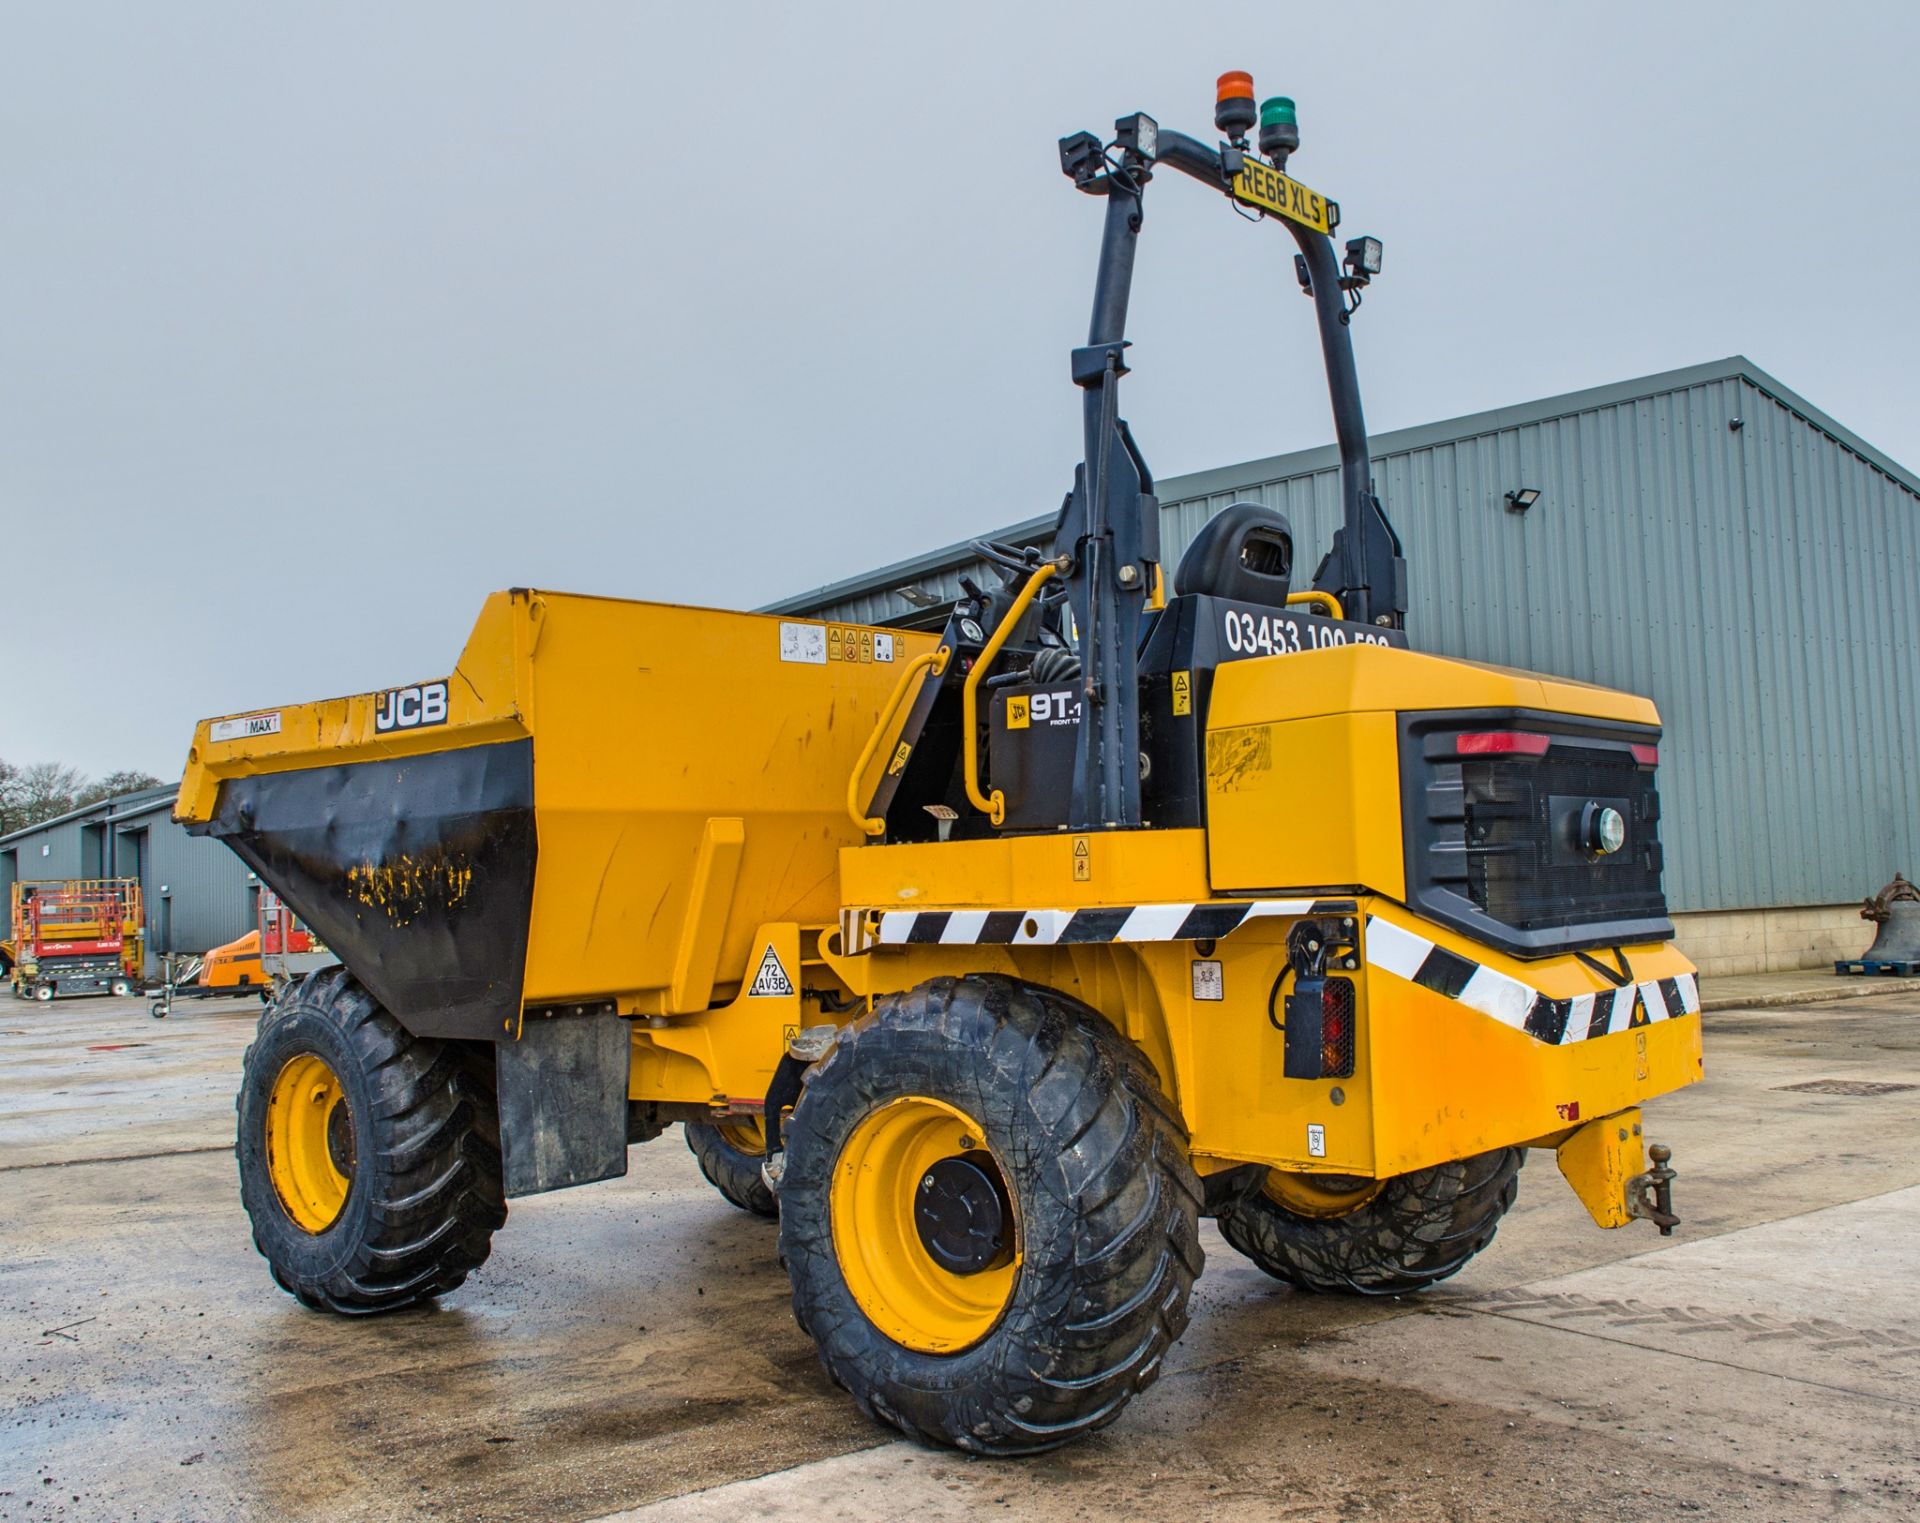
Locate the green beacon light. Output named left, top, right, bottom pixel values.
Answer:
left=1258, top=96, right=1299, bottom=164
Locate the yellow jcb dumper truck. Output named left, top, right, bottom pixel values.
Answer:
left=176, top=74, right=1698, bottom=1454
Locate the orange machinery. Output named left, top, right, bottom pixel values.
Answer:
left=196, top=889, right=322, bottom=992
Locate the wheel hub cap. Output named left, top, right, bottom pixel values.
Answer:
left=914, top=1153, right=1013, bottom=1274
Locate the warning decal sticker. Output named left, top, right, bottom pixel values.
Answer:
left=779, top=622, right=827, bottom=664
left=748, top=944, right=795, bottom=998
left=1191, top=960, right=1223, bottom=1001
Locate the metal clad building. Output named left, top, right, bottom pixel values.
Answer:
left=0, top=787, right=259, bottom=975
left=767, top=357, right=1920, bottom=923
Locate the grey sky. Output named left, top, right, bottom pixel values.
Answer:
left=5, top=2, right=1916, bottom=780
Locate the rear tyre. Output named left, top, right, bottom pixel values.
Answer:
left=779, top=975, right=1203, bottom=1454
left=33, top=984, right=53, bottom=1003
left=1216, top=1148, right=1523, bottom=1295
left=235, top=967, right=507, bottom=1314
left=110, top=979, right=132, bottom=998
left=685, top=1118, right=778, bottom=1218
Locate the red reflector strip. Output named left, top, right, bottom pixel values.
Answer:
left=1630, top=743, right=1659, bottom=766
left=1455, top=730, right=1552, bottom=756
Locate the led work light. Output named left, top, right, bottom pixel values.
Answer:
left=1115, top=112, right=1158, bottom=161
left=1345, top=236, right=1383, bottom=278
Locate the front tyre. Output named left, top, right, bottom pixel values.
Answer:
left=235, top=968, right=506, bottom=1314
left=1216, top=1149, right=1523, bottom=1295
left=778, top=975, right=1203, bottom=1454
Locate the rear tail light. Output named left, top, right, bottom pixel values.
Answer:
left=1320, top=978, right=1356, bottom=1078
left=1283, top=976, right=1356, bottom=1080
left=1630, top=742, right=1658, bottom=766
left=1455, top=730, right=1552, bottom=757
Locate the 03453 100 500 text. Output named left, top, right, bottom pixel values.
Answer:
left=1221, top=609, right=1391, bottom=657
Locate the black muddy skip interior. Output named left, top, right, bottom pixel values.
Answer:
left=194, top=739, right=536, bottom=1040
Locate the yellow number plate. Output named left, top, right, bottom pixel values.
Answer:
left=1230, top=159, right=1337, bottom=235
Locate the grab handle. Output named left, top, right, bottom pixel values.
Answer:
left=847, top=646, right=950, bottom=837
left=963, top=563, right=1060, bottom=826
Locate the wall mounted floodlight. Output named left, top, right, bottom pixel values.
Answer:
left=1505, top=487, right=1542, bottom=513
left=896, top=585, right=943, bottom=610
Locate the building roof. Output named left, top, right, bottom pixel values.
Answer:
left=0, top=784, right=178, bottom=847
left=762, top=355, right=1919, bottom=620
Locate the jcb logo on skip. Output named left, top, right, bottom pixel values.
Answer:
left=375, top=680, right=449, bottom=733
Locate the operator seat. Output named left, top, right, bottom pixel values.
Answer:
left=1172, top=502, right=1294, bottom=608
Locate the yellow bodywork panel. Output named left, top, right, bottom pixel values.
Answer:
left=511, top=597, right=932, bottom=1009
left=838, top=829, right=1214, bottom=918
left=1362, top=923, right=1698, bottom=1177
left=1555, top=1106, right=1650, bottom=1229
left=1207, top=643, right=1662, bottom=731
left=176, top=589, right=531, bottom=822
left=1208, top=710, right=1405, bottom=897
left=1204, top=644, right=1660, bottom=895
left=834, top=892, right=1700, bottom=1184
left=178, top=590, right=937, bottom=1017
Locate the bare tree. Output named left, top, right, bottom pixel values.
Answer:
left=0, top=760, right=169, bottom=835
left=8, top=762, right=85, bottom=831
left=75, top=770, right=166, bottom=808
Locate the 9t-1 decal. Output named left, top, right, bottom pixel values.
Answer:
left=374, top=680, right=450, bottom=733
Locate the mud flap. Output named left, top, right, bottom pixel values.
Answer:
left=496, top=1009, right=630, bottom=1197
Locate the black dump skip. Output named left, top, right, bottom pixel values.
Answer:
left=195, top=740, right=536, bottom=1040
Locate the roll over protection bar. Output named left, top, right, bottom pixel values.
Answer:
left=1049, top=108, right=1406, bottom=833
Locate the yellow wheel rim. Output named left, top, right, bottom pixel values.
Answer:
left=717, top=1117, right=766, bottom=1155
left=1261, top=1169, right=1384, bottom=1220
left=831, top=1096, right=1020, bottom=1355
left=266, top=1053, right=353, bottom=1233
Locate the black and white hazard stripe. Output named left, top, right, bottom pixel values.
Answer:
left=869, top=898, right=1360, bottom=948
left=1363, top=916, right=1699, bottom=1045
left=849, top=900, right=1698, bottom=1046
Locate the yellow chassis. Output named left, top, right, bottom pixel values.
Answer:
left=623, top=827, right=1698, bottom=1229
left=178, top=591, right=1699, bottom=1230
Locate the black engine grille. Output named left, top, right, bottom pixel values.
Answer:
left=1401, top=711, right=1672, bottom=959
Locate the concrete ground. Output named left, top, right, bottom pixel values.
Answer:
left=2, top=978, right=1917, bottom=1523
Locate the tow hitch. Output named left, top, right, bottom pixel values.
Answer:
left=1557, top=1109, right=1680, bottom=1235
left=1626, top=1142, right=1679, bottom=1236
